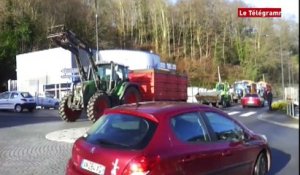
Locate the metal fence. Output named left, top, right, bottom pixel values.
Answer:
left=285, top=86, right=299, bottom=118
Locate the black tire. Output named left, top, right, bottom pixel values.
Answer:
left=221, top=97, right=227, bottom=108
left=15, top=104, right=23, bottom=113
left=28, top=107, right=35, bottom=112
left=211, top=102, right=217, bottom=107
left=87, top=92, right=111, bottom=123
left=54, top=102, right=59, bottom=109
left=58, top=94, right=82, bottom=122
left=122, top=87, right=141, bottom=104
left=253, top=152, right=268, bottom=175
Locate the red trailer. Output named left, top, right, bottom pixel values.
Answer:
left=129, top=69, right=187, bottom=101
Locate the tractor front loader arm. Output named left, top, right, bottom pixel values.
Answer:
left=48, top=25, right=101, bottom=90
left=47, top=25, right=88, bottom=82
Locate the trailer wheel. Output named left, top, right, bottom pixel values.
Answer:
left=122, top=87, right=141, bottom=104
left=59, top=94, right=82, bottom=122
left=87, top=92, right=111, bottom=123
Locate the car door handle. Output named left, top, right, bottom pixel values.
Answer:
left=221, top=150, right=232, bottom=156
left=179, top=155, right=194, bottom=163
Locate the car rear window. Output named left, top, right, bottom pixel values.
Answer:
left=84, top=113, right=157, bottom=150
left=245, top=94, right=258, bottom=97
left=21, top=92, right=33, bottom=98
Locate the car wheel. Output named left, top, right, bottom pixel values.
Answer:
left=15, top=104, right=23, bottom=113
left=28, top=107, right=35, bottom=112
left=253, top=152, right=268, bottom=175
left=54, top=102, right=59, bottom=109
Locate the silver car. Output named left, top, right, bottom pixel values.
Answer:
left=0, top=91, right=37, bottom=112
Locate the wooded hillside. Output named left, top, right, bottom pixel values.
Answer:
left=0, top=0, right=299, bottom=90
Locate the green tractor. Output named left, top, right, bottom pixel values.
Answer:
left=48, top=25, right=141, bottom=122
left=215, top=82, right=231, bottom=108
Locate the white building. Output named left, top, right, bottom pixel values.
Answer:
left=15, top=48, right=163, bottom=99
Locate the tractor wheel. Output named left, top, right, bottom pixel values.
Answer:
left=221, top=96, right=227, bottom=108
left=87, top=92, right=111, bottom=123
left=122, top=87, right=141, bottom=104
left=58, top=94, right=82, bottom=122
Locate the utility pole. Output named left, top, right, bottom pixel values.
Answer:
left=279, top=36, right=284, bottom=99
left=96, top=14, right=99, bottom=61
left=95, top=0, right=99, bottom=61
left=218, top=66, right=221, bottom=83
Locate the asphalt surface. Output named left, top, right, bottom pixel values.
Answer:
left=0, top=110, right=91, bottom=175
left=0, top=105, right=298, bottom=175
left=224, top=104, right=299, bottom=175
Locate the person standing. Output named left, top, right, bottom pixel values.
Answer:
left=266, top=90, right=273, bottom=111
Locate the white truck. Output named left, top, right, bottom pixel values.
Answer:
left=36, top=92, right=60, bottom=109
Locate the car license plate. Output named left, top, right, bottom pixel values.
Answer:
left=81, top=159, right=105, bottom=175
left=248, top=100, right=254, bottom=104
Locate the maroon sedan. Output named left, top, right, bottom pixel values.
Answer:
left=66, top=101, right=271, bottom=175
left=241, top=93, right=265, bottom=108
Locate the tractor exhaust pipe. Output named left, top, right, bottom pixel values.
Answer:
left=109, top=61, right=115, bottom=91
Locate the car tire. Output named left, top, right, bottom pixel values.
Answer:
left=28, top=107, right=35, bottom=112
left=253, top=152, right=268, bottom=175
left=54, top=102, right=59, bottom=109
left=15, top=104, right=23, bottom=113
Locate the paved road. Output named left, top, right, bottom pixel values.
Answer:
left=223, top=104, right=299, bottom=175
left=0, top=110, right=91, bottom=175
left=0, top=105, right=298, bottom=175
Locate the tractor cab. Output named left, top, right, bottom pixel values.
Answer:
left=87, top=62, right=129, bottom=93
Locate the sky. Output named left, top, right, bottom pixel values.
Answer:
left=241, top=0, right=299, bottom=22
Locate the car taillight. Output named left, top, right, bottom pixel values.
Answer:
left=122, top=155, right=160, bottom=175
left=21, top=99, right=27, bottom=102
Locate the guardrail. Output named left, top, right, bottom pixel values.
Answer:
left=285, top=87, right=299, bottom=118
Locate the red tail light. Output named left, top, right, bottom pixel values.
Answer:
left=21, top=99, right=27, bottom=102
left=122, top=155, right=160, bottom=175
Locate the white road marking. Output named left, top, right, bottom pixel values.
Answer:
left=258, top=115, right=299, bottom=129
left=45, top=127, right=90, bottom=143
left=240, top=111, right=257, bottom=117
left=227, top=111, right=240, bottom=116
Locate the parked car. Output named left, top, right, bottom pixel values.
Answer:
left=0, top=91, right=36, bottom=112
left=241, top=93, right=265, bottom=108
left=36, top=92, right=59, bottom=109
left=66, top=101, right=271, bottom=175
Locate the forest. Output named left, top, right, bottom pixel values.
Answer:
left=0, top=0, right=299, bottom=91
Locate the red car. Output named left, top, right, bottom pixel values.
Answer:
left=67, top=101, right=271, bottom=175
left=241, top=93, right=265, bottom=108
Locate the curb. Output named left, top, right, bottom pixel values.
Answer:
left=257, top=114, right=299, bottom=129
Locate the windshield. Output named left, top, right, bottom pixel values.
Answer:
left=21, top=92, right=33, bottom=98
left=245, top=94, right=259, bottom=98
left=85, top=113, right=157, bottom=150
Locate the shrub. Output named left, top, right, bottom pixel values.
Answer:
left=271, top=100, right=287, bottom=111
